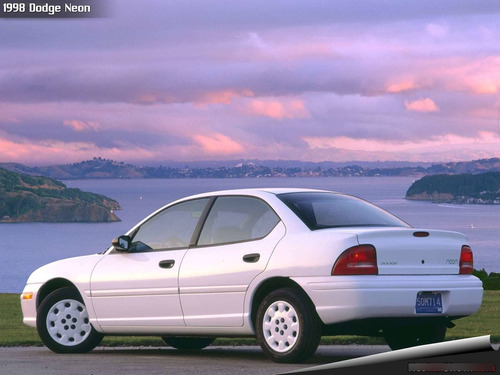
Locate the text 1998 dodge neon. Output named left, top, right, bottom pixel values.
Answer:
left=21, top=188, right=483, bottom=362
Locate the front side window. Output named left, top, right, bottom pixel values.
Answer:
left=278, top=192, right=409, bottom=230
left=129, top=198, right=209, bottom=252
left=198, top=196, right=280, bottom=246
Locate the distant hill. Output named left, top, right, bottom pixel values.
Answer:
left=0, top=168, right=121, bottom=223
left=424, top=158, right=500, bottom=174
left=406, top=172, right=500, bottom=204
left=1, top=157, right=499, bottom=179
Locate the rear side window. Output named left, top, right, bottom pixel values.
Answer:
left=198, top=196, right=280, bottom=246
left=278, top=192, right=409, bottom=230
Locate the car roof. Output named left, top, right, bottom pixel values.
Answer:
left=132, top=188, right=349, bottom=236
left=186, top=187, right=334, bottom=199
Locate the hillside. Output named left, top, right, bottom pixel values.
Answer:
left=0, top=168, right=121, bottom=223
left=406, top=172, right=500, bottom=204
left=1, top=157, right=500, bottom=180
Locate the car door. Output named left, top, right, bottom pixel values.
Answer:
left=179, top=195, right=285, bottom=327
left=90, top=198, right=209, bottom=332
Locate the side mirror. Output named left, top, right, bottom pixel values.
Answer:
left=112, top=235, right=131, bottom=252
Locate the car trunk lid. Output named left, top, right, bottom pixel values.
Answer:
left=353, top=228, right=468, bottom=275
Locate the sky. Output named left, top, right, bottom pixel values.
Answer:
left=1, top=0, right=499, bottom=166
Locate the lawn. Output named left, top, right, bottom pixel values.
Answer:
left=1, top=291, right=498, bottom=347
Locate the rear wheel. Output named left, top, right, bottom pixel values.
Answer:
left=384, top=323, right=447, bottom=350
left=256, top=288, right=321, bottom=363
left=37, top=287, right=103, bottom=353
left=162, top=336, right=215, bottom=350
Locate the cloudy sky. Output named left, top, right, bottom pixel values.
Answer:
left=1, top=0, right=499, bottom=165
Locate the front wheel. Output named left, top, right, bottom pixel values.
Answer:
left=36, top=287, right=103, bottom=353
left=256, top=288, right=321, bottom=363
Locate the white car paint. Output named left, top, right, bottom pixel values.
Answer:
left=20, top=188, right=484, bottom=362
left=90, top=248, right=186, bottom=328
left=178, top=222, right=286, bottom=327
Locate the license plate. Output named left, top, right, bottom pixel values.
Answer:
left=415, top=292, right=443, bottom=314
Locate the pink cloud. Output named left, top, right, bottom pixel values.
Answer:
left=304, top=136, right=408, bottom=153
left=386, top=79, right=419, bottom=93
left=303, top=131, right=500, bottom=154
left=195, top=89, right=254, bottom=106
left=0, top=136, right=99, bottom=164
left=473, top=83, right=498, bottom=94
left=0, top=135, right=155, bottom=165
left=432, top=56, right=500, bottom=95
left=63, top=120, right=101, bottom=132
left=132, top=94, right=163, bottom=105
left=192, top=133, right=244, bottom=155
left=404, top=98, right=439, bottom=113
left=243, top=98, right=310, bottom=120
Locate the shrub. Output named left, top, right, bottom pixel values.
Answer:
left=473, top=269, right=500, bottom=290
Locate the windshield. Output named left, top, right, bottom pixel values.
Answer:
left=277, top=192, right=410, bottom=230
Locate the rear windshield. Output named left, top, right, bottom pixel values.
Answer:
left=277, top=192, right=409, bottom=230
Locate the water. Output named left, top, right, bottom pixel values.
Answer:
left=1, top=177, right=498, bottom=293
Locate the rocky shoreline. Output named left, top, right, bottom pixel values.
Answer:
left=406, top=192, right=500, bottom=205
left=405, top=172, right=500, bottom=205
left=0, top=168, right=121, bottom=223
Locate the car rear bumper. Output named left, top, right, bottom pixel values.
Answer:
left=291, top=275, right=483, bottom=325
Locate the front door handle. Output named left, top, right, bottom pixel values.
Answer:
left=243, top=253, right=260, bottom=263
left=159, top=260, right=175, bottom=269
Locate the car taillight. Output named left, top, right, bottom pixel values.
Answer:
left=332, top=245, right=378, bottom=275
left=459, top=245, right=473, bottom=274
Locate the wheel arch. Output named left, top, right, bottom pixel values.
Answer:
left=36, top=278, right=80, bottom=309
left=250, top=277, right=315, bottom=330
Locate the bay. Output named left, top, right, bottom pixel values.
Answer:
left=1, top=177, right=498, bottom=293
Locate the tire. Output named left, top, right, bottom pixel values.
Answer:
left=162, top=336, right=215, bottom=350
left=255, top=288, right=321, bottom=363
left=384, top=323, right=447, bottom=350
left=36, top=287, right=103, bottom=354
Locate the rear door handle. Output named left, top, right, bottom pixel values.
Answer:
left=243, top=253, right=260, bottom=263
left=159, top=260, right=175, bottom=269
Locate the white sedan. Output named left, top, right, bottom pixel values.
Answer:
left=21, top=188, right=483, bottom=363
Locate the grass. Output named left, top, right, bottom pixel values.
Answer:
left=1, top=291, right=498, bottom=347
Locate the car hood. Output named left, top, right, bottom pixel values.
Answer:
left=26, top=254, right=103, bottom=286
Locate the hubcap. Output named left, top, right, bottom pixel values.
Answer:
left=262, top=300, right=300, bottom=353
left=46, top=299, right=92, bottom=346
